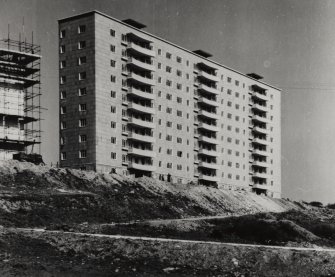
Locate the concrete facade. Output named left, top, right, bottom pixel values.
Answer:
left=59, top=11, right=282, bottom=198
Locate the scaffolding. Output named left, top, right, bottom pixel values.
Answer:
left=0, top=38, right=42, bottom=159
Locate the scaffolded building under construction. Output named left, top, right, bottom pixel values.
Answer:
left=0, top=38, right=41, bottom=160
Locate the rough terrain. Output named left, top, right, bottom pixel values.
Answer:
left=1, top=160, right=335, bottom=276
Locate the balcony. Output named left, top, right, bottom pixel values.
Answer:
left=252, top=161, right=269, bottom=168
left=128, top=102, right=155, bottom=115
left=128, top=161, right=156, bottom=172
left=199, top=135, right=218, bottom=145
left=197, top=61, right=217, bottom=72
left=252, top=91, right=269, bottom=101
left=198, top=84, right=219, bottom=95
left=198, top=161, right=219, bottom=170
left=127, top=42, right=155, bottom=57
left=128, top=147, right=156, bottom=158
left=253, top=149, right=270, bottom=157
left=198, top=97, right=219, bottom=107
left=128, top=87, right=154, bottom=100
left=128, top=117, right=154, bottom=129
left=252, top=115, right=270, bottom=123
left=198, top=122, right=219, bottom=132
left=198, top=110, right=219, bottom=120
left=199, top=174, right=219, bottom=182
left=198, top=70, right=219, bottom=82
left=252, top=172, right=270, bottom=179
left=127, top=57, right=155, bottom=72
left=252, top=138, right=269, bottom=146
left=253, top=126, right=270, bottom=135
left=128, top=132, right=155, bottom=143
left=127, top=72, right=155, bottom=86
left=252, top=104, right=269, bottom=112
left=198, top=148, right=218, bottom=157
left=252, top=184, right=269, bottom=191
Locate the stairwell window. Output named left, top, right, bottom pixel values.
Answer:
left=60, top=76, right=66, bottom=84
left=78, top=25, right=86, bottom=34
left=78, top=87, right=87, bottom=96
left=60, top=30, right=66, bottom=39
left=79, top=104, right=87, bottom=112
left=60, top=60, right=66, bottom=69
left=78, top=41, right=86, bottom=49
left=60, top=137, right=65, bottom=145
left=78, top=72, right=86, bottom=80
left=60, top=106, right=66, bottom=115
left=60, top=121, right=66, bottom=130
left=79, top=150, right=87, bottom=158
left=79, top=135, right=87, bottom=142
left=61, top=152, right=66, bottom=161
left=60, top=45, right=65, bottom=54
left=60, top=91, right=66, bottom=100
left=78, top=56, right=86, bottom=65
left=79, top=118, right=87, bottom=127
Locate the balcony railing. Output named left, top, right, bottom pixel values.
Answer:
left=127, top=57, right=155, bottom=72
left=198, top=122, right=219, bottom=132
left=252, top=138, right=270, bottom=146
left=252, top=161, right=269, bottom=168
left=252, top=115, right=270, bottom=123
left=251, top=104, right=269, bottom=112
left=253, top=149, right=270, bottom=157
left=128, top=87, right=154, bottom=100
left=128, top=132, right=155, bottom=143
left=253, top=126, right=270, bottom=134
left=128, top=161, right=156, bottom=171
left=128, top=102, right=155, bottom=114
left=127, top=42, right=156, bottom=57
left=128, top=117, right=155, bottom=129
left=128, top=147, right=156, bottom=158
left=252, top=184, right=269, bottom=190
left=198, top=148, right=218, bottom=157
left=198, top=84, right=219, bottom=95
left=198, top=161, right=219, bottom=170
left=198, top=110, right=219, bottom=120
left=198, top=97, right=219, bottom=107
left=199, top=135, right=218, bottom=145
left=127, top=72, right=155, bottom=86
left=198, top=70, right=219, bottom=82
left=199, top=174, right=219, bottom=182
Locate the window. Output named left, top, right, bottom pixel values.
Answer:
left=158, top=77, right=162, bottom=83
left=227, top=77, right=232, bottom=83
left=166, top=93, right=172, bottom=100
left=166, top=107, right=172, bottom=114
left=78, top=87, right=87, bottom=96
left=158, top=63, right=161, bottom=69
left=166, top=79, right=172, bottom=87
left=235, top=80, right=239, bottom=86
left=110, top=29, right=115, bottom=36
left=110, top=60, right=116, bottom=67
left=177, top=164, right=182, bottom=170
left=111, top=75, right=116, bottom=82
left=111, top=91, right=116, bottom=98
left=176, top=83, right=182, bottom=90
left=111, top=152, right=116, bottom=159
left=176, top=70, right=182, bottom=77
left=167, top=149, right=172, bottom=155
left=78, top=41, right=86, bottom=49
left=110, top=44, right=115, bottom=52
left=60, top=30, right=65, bottom=38
left=177, top=137, right=182, bottom=143
left=227, top=101, right=232, bottom=107
left=177, top=110, right=182, bottom=117
left=79, top=134, right=87, bottom=142
left=77, top=56, right=86, bottom=65
left=111, top=121, right=116, bottom=128
left=78, top=72, right=86, bottom=80
left=60, top=136, right=65, bottom=145
left=227, top=89, right=232, bottom=95
left=176, top=56, right=182, bottom=63
left=166, top=66, right=171, bottom=73
left=177, top=151, right=182, bottom=157
left=60, top=106, right=66, bottom=115
left=177, top=124, right=182, bottom=130
left=60, top=60, right=66, bottom=69
left=79, top=118, right=87, bottom=127
left=60, top=121, right=66, bottom=130
left=79, top=150, right=87, bottom=158
left=60, top=76, right=66, bottom=84
left=78, top=25, right=86, bottom=34
left=227, top=113, right=232, bottom=119
left=111, top=106, right=116, bottom=113
left=177, top=97, right=182, bottom=103
left=60, top=45, right=65, bottom=54
left=166, top=52, right=171, bottom=59
left=79, top=104, right=86, bottom=112
left=61, top=152, right=66, bottom=161
left=60, top=91, right=66, bottom=100
left=166, top=135, right=172, bottom=141
left=167, top=162, right=172, bottom=169
left=167, top=121, right=172, bottom=127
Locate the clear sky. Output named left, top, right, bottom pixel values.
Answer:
left=1, top=0, right=335, bottom=203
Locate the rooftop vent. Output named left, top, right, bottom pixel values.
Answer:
left=122, top=19, right=146, bottom=29
left=247, top=73, right=263, bottom=80
left=193, top=50, right=212, bottom=58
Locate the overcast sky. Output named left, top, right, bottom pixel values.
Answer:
left=1, top=0, right=335, bottom=203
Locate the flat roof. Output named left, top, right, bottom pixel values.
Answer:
left=58, top=10, right=281, bottom=92
left=122, top=19, right=146, bottom=29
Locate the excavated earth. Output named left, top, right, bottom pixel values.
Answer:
left=1, top=161, right=335, bottom=276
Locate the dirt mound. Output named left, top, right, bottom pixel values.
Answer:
left=0, top=160, right=299, bottom=227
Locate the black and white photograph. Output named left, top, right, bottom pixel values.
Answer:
left=0, top=0, right=335, bottom=276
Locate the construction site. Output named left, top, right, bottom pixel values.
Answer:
left=0, top=37, right=41, bottom=160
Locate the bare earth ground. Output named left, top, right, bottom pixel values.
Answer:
left=1, top=161, right=335, bottom=276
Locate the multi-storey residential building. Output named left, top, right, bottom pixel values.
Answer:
left=58, top=11, right=281, bottom=198
left=0, top=38, right=41, bottom=160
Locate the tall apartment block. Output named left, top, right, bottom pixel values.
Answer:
left=59, top=11, right=281, bottom=198
left=0, top=38, right=41, bottom=160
